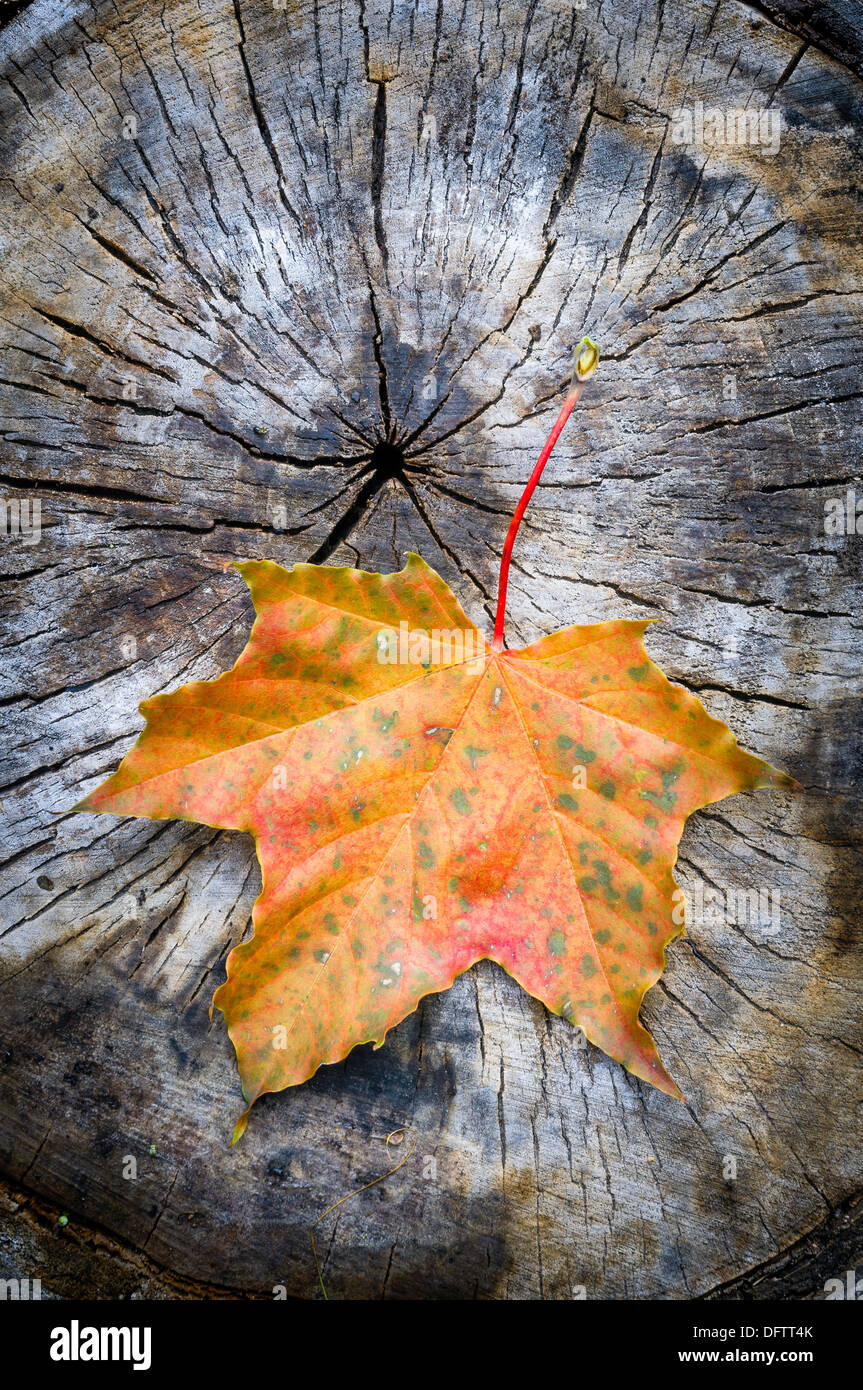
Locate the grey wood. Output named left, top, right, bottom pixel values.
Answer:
left=0, top=0, right=860, bottom=1299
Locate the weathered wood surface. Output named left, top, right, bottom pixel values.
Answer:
left=0, top=0, right=861, bottom=1300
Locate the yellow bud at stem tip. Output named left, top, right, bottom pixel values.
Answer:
left=574, top=335, right=600, bottom=383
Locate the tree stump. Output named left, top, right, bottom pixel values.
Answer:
left=0, top=0, right=861, bottom=1300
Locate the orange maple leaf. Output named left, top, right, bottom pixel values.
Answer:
left=75, top=554, right=794, bottom=1139
left=75, top=342, right=795, bottom=1139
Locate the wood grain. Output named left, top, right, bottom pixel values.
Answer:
left=0, top=0, right=860, bottom=1299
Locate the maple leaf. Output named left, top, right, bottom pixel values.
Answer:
left=75, top=554, right=794, bottom=1138
left=74, top=342, right=795, bottom=1138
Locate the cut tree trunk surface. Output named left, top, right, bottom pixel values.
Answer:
left=0, top=0, right=860, bottom=1300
